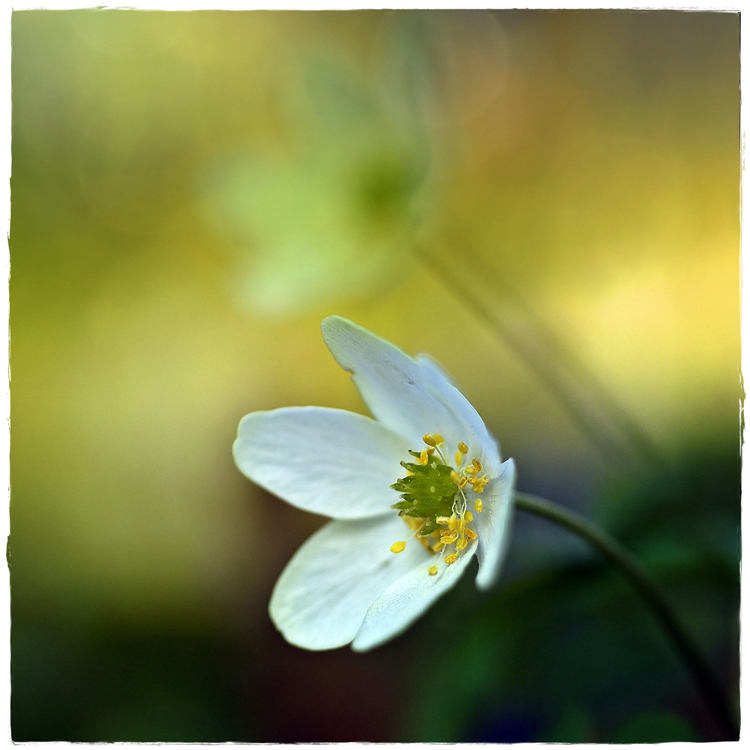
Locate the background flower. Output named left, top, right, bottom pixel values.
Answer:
left=198, top=33, right=443, bottom=318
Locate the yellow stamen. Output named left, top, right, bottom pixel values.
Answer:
left=390, top=541, right=406, bottom=553
left=472, top=459, right=482, bottom=472
left=456, top=537, right=468, bottom=551
left=458, top=477, right=468, bottom=489
left=432, top=541, right=445, bottom=553
left=423, top=434, right=437, bottom=447
left=433, top=434, right=444, bottom=445
left=464, top=511, right=474, bottom=522
left=428, top=565, right=438, bottom=576
left=473, top=483, right=485, bottom=494
left=455, top=451, right=464, bottom=466
left=448, top=515, right=458, bottom=530
left=466, top=528, right=478, bottom=541
left=474, top=499, right=483, bottom=512
left=440, top=530, right=459, bottom=544
left=465, top=465, right=477, bottom=475
left=458, top=442, right=468, bottom=455
left=419, top=450, right=429, bottom=465
left=445, top=553, right=458, bottom=565
left=436, top=516, right=451, bottom=526
left=450, top=470, right=460, bottom=483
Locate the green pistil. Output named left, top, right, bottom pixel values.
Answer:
left=390, top=451, right=457, bottom=536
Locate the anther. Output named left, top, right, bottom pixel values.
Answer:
left=428, top=565, right=438, bottom=576
left=458, top=442, right=468, bottom=455
left=464, top=511, right=474, bottom=522
left=474, top=499, right=483, bottom=512
left=465, top=465, right=477, bottom=475
left=450, top=470, right=460, bottom=483
left=466, top=528, right=478, bottom=541
left=419, top=450, right=429, bottom=465
left=423, top=434, right=437, bottom=447
left=445, top=554, right=458, bottom=565
left=472, top=459, right=482, bottom=472
left=455, top=451, right=464, bottom=466
left=440, top=530, right=459, bottom=544
left=436, top=516, right=451, bottom=526
left=433, top=434, right=444, bottom=445
left=456, top=537, right=468, bottom=551
left=390, top=541, right=406, bottom=553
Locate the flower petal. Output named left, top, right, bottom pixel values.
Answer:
left=474, top=458, right=517, bottom=590
left=269, top=515, right=429, bottom=650
left=233, top=406, right=411, bottom=519
left=351, top=546, right=477, bottom=652
left=416, top=353, right=502, bottom=474
left=321, top=316, right=490, bottom=459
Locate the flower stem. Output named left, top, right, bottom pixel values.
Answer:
left=514, top=491, right=739, bottom=740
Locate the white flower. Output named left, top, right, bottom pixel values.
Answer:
left=233, top=316, right=516, bottom=651
left=198, top=53, right=439, bottom=319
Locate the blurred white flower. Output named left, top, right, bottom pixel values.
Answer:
left=199, top=53, right=441, bottom=318
left=233, top=316, right=516, bottom=651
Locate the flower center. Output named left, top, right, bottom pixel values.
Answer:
left=388, top=434, right=487, bottom=575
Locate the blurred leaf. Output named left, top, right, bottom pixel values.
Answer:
left=542, top=706, right=595, bottom=743
left=612, top=710, right=698, bottom=743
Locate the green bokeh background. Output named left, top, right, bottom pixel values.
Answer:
left=10, top=9, right=740, bottom=742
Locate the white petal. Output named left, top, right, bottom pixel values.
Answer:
left=474, top=458, right=517, bottom=591
left=269, top=515, right=429, bottom=650
left=416, top=353, right=502, bottom=474
left=233, top=407, right=411, bottom=519
left=321, top=316, right=490, bottom=460
left=351, top=546, right=477, bottom=652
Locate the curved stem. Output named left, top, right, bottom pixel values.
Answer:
left=514, top=491, right=739, bottom=740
